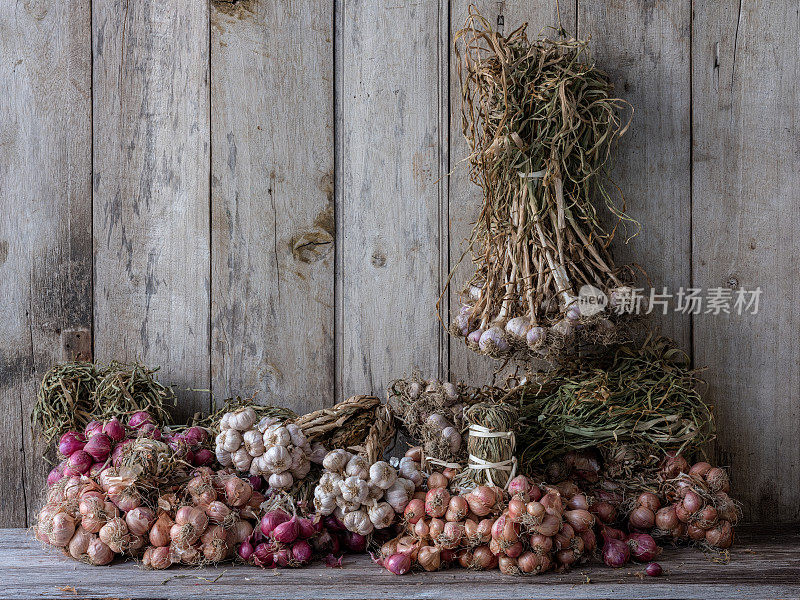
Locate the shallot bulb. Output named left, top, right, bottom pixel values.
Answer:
left=68, top=526, right=93, bottom=559
left=84, top=433, right=112, bottom=462
left=49, top=512, right=77, bottom=547
left=85, top=420, right=103, bottom=438
left=126, top=507, right=156, bottom=536
left=602, top=536, right=630, bottom=568
left=58, top=432, right=86, bottom=457
left=87, top=538, right=115, bottom=566
left=385, top=553, right=412, bottom=575
left=128, top=411, right=155, bottom=430
left=627, top=533, right=660, bottom=562
left=425, top=488, right=450, bottom=518
left=99, top=517, right=130, bottom=553
left=103, top=418, right=125, bottom=442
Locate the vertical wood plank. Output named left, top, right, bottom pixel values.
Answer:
left=93, top=1, right=211, bottom=421
left=0, top=0, right=92, bottom=526
left=447, top=1, right=577, bottom=386
left=336, top=0, right=448, bottom=399
left=579, top=1, right=692, bottom=350
left=209, top=0, right=334, bottom=414
left=693, top=0, right=800, bottom=522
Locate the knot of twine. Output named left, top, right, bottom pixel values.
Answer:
left=467, top=424, right=517, bottom=489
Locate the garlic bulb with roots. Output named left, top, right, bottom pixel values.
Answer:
left=505, top=316, right=532, bottom=340
left=242, top=430, right=264, bottom=456
left=345, top=455, right=369, bottom=479
left=323, top=449, right=351, bottom=473
left=343, top=510, right=374, bottom=536
left=269, top=471, right=293, bottom=490
left=369, top=461, right=397, bottom=490
left=467, top=328, right=485, bottom=346
left=226, top=407, right=257, bottom=431
left=452, top=305, right=472, bottom=336
left=340, top=476, right=369, bottom=504
left=526, top=326, right=546, bottom=348
left=314, top=451, right=420, bottom=534
left=479, top=326, right=510, bottom=354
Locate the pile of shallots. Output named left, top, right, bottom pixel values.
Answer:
left=643, top=457, right=737, bottom=550
left=380, top=473, right=596, bottom=574
left=238, top=509, right=371, bottom=568
left=48, top=411, right=213, bottom=486
left=35, top=467, right=263, bottom=569
left=377, top=472, right=674, bottom=576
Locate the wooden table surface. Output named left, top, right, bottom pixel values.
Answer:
left=1, top=526, right=797, bottom=600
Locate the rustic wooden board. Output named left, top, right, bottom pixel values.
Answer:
left=692, top=0, right=800, bottom=522
left=579, top=0, right=692, bottom=350
left=209, top=0, right=335, bottom=414
left=2, top=526, right=798, bottom=600
left=0, top=0, right=92, bottom=525
left=447, top=1, right=577, bottom=387
left=92, top=0, right=211, bottom=421
left=336, top=0, right=448, bottom=399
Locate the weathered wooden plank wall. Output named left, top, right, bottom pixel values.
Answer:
left=335, top=0, right=448, bottom=399
left=1, top=0, right=798, bottom=525
left=0, top=0, right=92, bottom=526
left=93, top=0, right=211, bottom=422
left=209, top=0, right=334, bottom=415
left=693, top=0, right=800, bottom=522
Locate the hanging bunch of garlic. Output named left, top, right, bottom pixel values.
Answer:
left=215, top=407, right=325, bottom=491
left=313, top=449, right=418, bottom=535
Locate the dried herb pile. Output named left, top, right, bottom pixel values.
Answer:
left=516, top=336, right=713, bottom=474
left=33, top=361, right=175, bottom=441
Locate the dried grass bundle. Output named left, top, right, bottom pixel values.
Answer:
left=516, top=336, right=713, bottom=474
left=454, top=402, right=519, bottom=490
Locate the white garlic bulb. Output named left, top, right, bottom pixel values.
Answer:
left=314, top=495, right=336, bottom=516
left=220, top=429, right=242, bottom=453
left=215, top=447, right=233, bottom=467
left=231, top=447, right=252, bottom=472
left=343, top=510, right=374, bottom=536
left=340, top=476, right=369, bottom=504
left=322, top=449, right=351, bottom=473
left=367, top=501, right=395, bottom=529
left=243, top=430, right=265, bottom=457
left=345, top=455, right=369, bottom=480
left=268, top=471, right=293, bottom=490
left=250, top=454, right=269, bottom=476
left=228, top=407, right=257, bottom=431
left=263, top=445, right=291, bottom=474
left=369, top=461, right=397, bottom=490
left=263, top=425, right=291, bottom=448
left=384, top=480, right=412, bottom=513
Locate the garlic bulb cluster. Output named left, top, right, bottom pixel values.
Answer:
left=214, top=407, right=325, bottom=490
left=397, top=379, right=465, bottom=460
left=313, top=450, right=417, bottom=535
